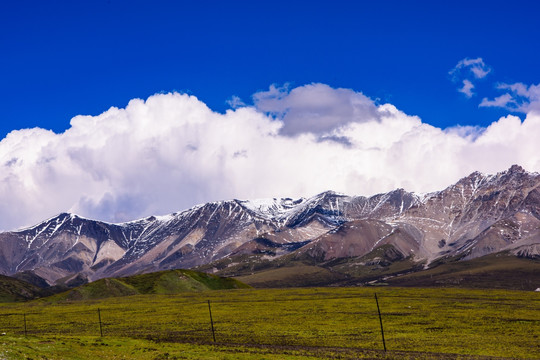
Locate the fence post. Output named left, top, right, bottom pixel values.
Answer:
left=207, top=300, right=216, bottom=342
left=98, top=308, right=103, bottom=337
left=374, top=293, right=386, bottom=352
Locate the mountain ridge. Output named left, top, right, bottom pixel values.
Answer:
left=0, top=165, right=538, bottom=288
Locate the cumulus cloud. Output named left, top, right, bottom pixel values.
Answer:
left=450, top=57, right=491, bottom=97
left=1, top=84, right=540, bottom=230
left=253, top=83, right=380, bottom=136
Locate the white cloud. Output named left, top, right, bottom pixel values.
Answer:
left=450, top=57, right=491, bottom=97
left=226, top=95, right=246, bottom=109
left=479, top=82, right=540, bottom=112
left=1, top=85, right=540, bottom=231
left=450, top=57, right=491, bottom=80
left=498, top=82, right=530, bottom=96
left=444, top=124, right=484, bottom=141
left=458, top=79, right=475, bottom=98
left=253, top=83, right=380, bottom=136
left=479, top=93, right=516, bottom=108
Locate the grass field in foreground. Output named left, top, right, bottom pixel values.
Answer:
left=0, top=287, right=538, bottom=359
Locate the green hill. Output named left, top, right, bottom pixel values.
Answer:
left=49, top=269, right=250, bottom=301
left=0, top=274, right=44, bottom=302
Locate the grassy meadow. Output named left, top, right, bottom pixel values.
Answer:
left=0, top=287, right=538, bottom=359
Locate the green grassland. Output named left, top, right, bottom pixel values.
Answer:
left=1, top=287, right=538, bottom=359
left=45, top=269, right=250, bottom=301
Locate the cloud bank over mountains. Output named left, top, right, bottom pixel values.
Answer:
left=1, top=82, right=540, bottom=230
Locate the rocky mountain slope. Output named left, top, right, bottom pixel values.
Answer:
left=0, top=165, right=538, bottom=287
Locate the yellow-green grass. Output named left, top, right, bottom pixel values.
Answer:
left=39, top=269, right=250, bottom=302
left=0, top=287, right=538, bottom=359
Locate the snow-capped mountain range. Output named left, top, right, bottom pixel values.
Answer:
left=1, top=165, right=539, bottom=286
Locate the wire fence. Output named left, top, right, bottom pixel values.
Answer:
left=0, top=288, right=538, bottom=357
left=0, top=293, right=394, bottom=350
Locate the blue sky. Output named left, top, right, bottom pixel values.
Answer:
left=2, top=0, right=538, bottom=137
left=1, top=0, right=540, bottom=229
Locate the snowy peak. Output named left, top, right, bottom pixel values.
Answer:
left=362, top=188, right=421, bottom=218
left=18, top=213, right=85, bottom=248
left=450, top=165, right=533, bottom=194
left=237, top=197, right=307, bottom=221
left=236, top=191, right=348, bottom=222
